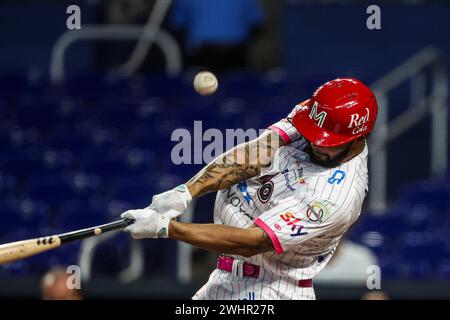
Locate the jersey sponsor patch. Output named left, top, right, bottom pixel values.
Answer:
left=257, top=181, right=274, bottom=203
left=282, top=169, right=296, bottom=192
left=222, top=187, right=254, bottom=221
left=279, top=212, right=308, bottom=237
left=256, top=175, right=275, bottom=203
left=327, top=170, right=346, bottom=184
left=237, top=181, right=252, bottom=204
left=306, top=200, right=334, bottom=223
left=293, top=160, right=307, bottom=184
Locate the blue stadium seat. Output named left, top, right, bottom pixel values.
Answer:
left=121, top=148, right=157, bottom=173
left=56, top=97, right=87, bottom=126
left=26, top=173, right=75, bottom=205
left=142, top=75, right=191, bottom=98
left=64, top=172, right=102, bottom=202
left=93, top=105, right=140, bottom=129
left=104, top=200, right=134, bottom=220
left=0, top=203, right=21, bottom=235
left=109, top=173, right=154, bottom=207
left=79, top=152, right=131, bottom=178
left=401, top=204, right=440, bottom=232
left=41, top=149, right=74, bottom=173
left=15, top=198, right=51, bottom=230
left=221, top=72, right=270, bottom=99
left=6, top=126, right=42, bottom=150
left=90, top=233, right=133, bottom=276
left=0, top=130, right=12, bottom=149
left=0, top=173, right=18, bottom=197
left=90, top=126, right=122, bottom=150
left=128, top=126, right=172, bottom=150
left=0, top=75, right=29, bottom=99
left=15, top=103, right=59, bottom=132
left=143, top=238, right=176, bottom=276
left=65, top=73, right=131, bottom=100
left=25, top=244, right=80, bottom=273
left=49, top=127, right=92, bottom=153
left=55, top=200, right=108, bottom=231
left=398, top=232, right=448, bottom=266
left=151, top=173, right=185, bottom=194
left=0, top=150, right=45, bottom=179
left=397, top=181, right=450, bottom=213
left=352, top=212, right=408, bottom=244
left=379, top=258, right=406, bottom=279
left=134, top=97, right=167, bottom=121
left=437, top=259, right=450, bottom=278
left=108, top=192, right=153, bottom=209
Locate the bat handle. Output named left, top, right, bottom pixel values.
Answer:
left=59, top=218, right=135, bottom=244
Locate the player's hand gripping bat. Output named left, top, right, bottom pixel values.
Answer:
left=0, top=218, right=135, bottom=265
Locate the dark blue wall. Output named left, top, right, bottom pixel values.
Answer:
left=282, top=4, right=450, bottom=200
left=282, top=5, right=450, bottom=83
left=0, top=1, right=96, bottom=75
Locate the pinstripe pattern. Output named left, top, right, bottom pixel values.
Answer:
left=193, top=113, right=369, bottom=300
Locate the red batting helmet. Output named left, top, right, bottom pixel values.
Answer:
left=292, top=78, right=378, bottom=147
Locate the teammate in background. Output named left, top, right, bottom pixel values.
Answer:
left=41, top=267, right=83, bottom=300
left=314, top=238, right=379, bottom=285
left=361, top=291, right=390, bottom=300
left=122, top=78, right=378, bottom=300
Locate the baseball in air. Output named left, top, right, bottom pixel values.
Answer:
left=193, top=71, right=218, bottom=96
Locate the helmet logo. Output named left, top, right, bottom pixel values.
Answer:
left=309, top=101, right=327, bottom=128
left=348, top=107, right=370, bottom=134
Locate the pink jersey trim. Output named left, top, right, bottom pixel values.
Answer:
left=268, top=125, right=292, bottom=145
left=254, top=218, right=284, bottom=254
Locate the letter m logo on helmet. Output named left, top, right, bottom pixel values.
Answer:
left=292, top=78, right=378, bottom=147
left=309, top=101, right=327, bottom=128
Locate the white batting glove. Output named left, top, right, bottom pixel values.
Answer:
left=121, top=208, right=171, bottom=239
left=148, top=184, right=192, bottom=219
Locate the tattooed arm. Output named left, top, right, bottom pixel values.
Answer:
left=186, top=130, right=287, bottom=198
left=144, top=130, right=286, bottom=219
left=169, top=221, right=274, bottom=257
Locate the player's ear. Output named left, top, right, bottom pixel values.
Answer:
left=360, top=133, right=369, bottom=140
left=355, top=135, right=367, bottom=144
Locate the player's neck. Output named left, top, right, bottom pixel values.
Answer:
left=341, top=139, right=366, bottom=163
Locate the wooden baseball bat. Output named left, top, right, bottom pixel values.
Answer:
left=0, top=218, right=134, bottom=265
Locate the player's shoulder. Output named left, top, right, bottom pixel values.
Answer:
left=310, top=163, right=367, bottom=223
left=328, top=144, right=368, bottom=186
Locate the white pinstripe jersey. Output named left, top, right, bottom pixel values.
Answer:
left=199, top=104, right=369, bottom=299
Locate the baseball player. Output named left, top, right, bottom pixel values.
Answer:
left=121, top=78, right=378, bottom=300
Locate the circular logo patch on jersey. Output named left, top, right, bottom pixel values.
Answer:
left=306, top=201, right=334, bottom=223
left=306, top=204, right=324, bottom=223
left=257, top=181, right=274, bottom=203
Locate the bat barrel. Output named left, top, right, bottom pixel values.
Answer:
left=0, top=218, right=134, bottom=265
left=0, top=236, right=62, bottom=265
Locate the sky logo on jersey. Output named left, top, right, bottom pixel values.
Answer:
left=328, top=170, right=346, bottom=184
left=237, top=181, right=252, bottom=204
left=280, top=212, right=308, bottom=237
left=306, top=200, right=334, bottom=223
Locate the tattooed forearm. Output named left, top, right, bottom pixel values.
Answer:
left=186, top=130, right=286, bottom=198
left=188, top=163, right=260, bottom=197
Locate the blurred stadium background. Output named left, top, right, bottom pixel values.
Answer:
left=1, top=0, right=450, bottom=299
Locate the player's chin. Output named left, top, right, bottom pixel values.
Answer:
left=310, top=154, right=341, bottom=168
